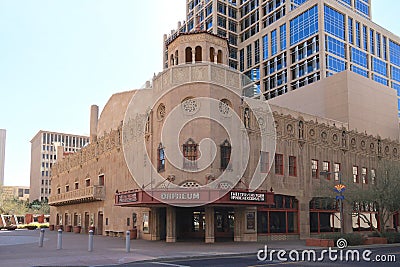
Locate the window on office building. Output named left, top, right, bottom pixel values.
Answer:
left=311, top=159, right=318, bottom=178
left=334, top=163, right=340, bottom=181
left=280, top=24, right=286, bottom=51
left=362, top=167, right=368, bottom=184
left=322, top=161, right=330, bottom=179
left=290, top=5, right=318, bottom=46
left=324, top=5, right=345, bottom=40
left=275, top=154, right=284, bottom=175
left=371, top=169, right=376, bottom=184
left=353, top=166, right=359, bottom=183
left=288, top=156, right=297, bottom=176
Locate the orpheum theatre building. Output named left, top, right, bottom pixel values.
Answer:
left=49, top=32, right=400, bottom=242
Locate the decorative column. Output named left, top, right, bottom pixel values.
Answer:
left=205, top=206, right=215, bottom=243
left=150, top=207, right=160, bottom=241
left=234, top=207, right=244, bottom=242
left=192, top=49, right=196, bottom=64
left=298, top=196, right=312, bottom=239
left=166, top=207, right=176, bottom=242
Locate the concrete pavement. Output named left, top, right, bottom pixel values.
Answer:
left=0, top=229, right=307, bottom=266
left=1, top=229, right=399, bottom=267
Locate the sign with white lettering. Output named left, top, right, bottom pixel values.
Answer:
left=230, top=191, right=265, bottom=202
left=118, top=192, right=137, bottom=203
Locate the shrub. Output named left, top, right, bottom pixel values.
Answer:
left=381, top=232, right=400, bottom=244
left=320, top=233, right=365, bottom=246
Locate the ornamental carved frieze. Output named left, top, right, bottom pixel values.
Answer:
left=162, top=71, right=170, bottom=88
left=267, top=111, right=400, bottom=161
left=330, top=130, right=341, bottom=147
left=211, top=66, right=225, bottom=84
left=172, top=67, right=189, bottom=85
left=191, top=65, right=208, bottom=81
left=318, top=124, right=330, bottom=145
left=306, top=121, right=317, bottom=142
left=285, top=122, right=295, bottom=138
left=55, top=127, right=123, bottom=174
left=226, top=71, right=240, bottom=89
left=97, top=139, right=105, bottom=155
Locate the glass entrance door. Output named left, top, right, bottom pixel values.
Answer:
left=215, top=208, right=234, bottom=241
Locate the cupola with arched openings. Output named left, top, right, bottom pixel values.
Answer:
left=163, top=31, right=229, bottom=69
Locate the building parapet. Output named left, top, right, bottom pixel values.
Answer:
left=273, top=111, right=400, bottom=160
left=52, top=126, right=122, bottom=176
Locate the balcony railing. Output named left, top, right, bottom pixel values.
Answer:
left=49, top=185, right=105, bottom=206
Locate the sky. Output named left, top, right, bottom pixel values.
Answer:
left=0, top=0, right=399, bottom=186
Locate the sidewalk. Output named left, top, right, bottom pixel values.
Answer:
left=0, top=229, right=308, bottom=266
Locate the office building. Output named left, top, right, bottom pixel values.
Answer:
left=30, top=131, right=89, bottom=202
left=0, top=129, right=5, bottom=186
left=1, top=186, right=30, bottom=201
left=164, top=0, right=400, bottom=115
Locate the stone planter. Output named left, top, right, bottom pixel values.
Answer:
left=49, top=225, right=55, bottom=231
left=66, top=225, right=73, bottom=232
left=56, top=225, right=64, bottom=231
left=363, top=237, right=388, bottom=245
left=89, top=226, right=95, bottom=234
left=306, top=238, right=334, bottom=247
left=5, top=225, right=17, bottom=231
left=73, top=226, right=82, bottom=234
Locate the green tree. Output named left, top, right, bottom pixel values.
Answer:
left=27, top=199, right=50, bottom=214
left=318, top=160, right=400, bottom=235
left=349, top=161, right=400, bottom=234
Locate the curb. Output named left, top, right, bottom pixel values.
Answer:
left=113, top=243, right=400, bottom=266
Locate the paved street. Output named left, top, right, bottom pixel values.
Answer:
left=0, top=229, right=399, bottom=267
left=123, top=246, right=400, bottom=267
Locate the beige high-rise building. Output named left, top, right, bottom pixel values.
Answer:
left=0, top=129, right=5, bottom=186
left=165, top=0, right=400, bottom=115
left=1, top=186, right=30, bottom=202
left=30, top=131, right=89, bottom=202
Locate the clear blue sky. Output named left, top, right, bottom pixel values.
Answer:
left=0, top=0, right=399, bottom=186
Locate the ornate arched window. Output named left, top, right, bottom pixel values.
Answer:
left=217, top=49, right=223, bottom=63
left=183, top=138, right=198, bottom=169
left=244, top=108, right=250, bottom=129
left=185, top=47, right=193, bottom=63
left=175, top=50, right=179, bottom=65
left=181, top=181, right=201, bottom=187
left=210, top=47, right=215, bottom=62
left=220, top=140, right=231, bottom=170
left=157, top=143, right=165, bottom=172
left=145, top=114, right=151, bottom=134
left=195, top=46, right=202, bottom=62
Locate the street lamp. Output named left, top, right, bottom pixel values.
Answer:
left=320, top=171, right=345, bottom=235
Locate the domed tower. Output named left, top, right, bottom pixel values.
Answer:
left=163, top=31, right=229, bottom=69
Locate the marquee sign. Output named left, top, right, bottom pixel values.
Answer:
left=117, top=192, right=137, bottom=203
left=229, top=191, right=265, bottom=202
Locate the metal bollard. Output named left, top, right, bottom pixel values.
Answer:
left=38, top=228, right=45, bottom=247
left=88, top=230, right=94, bottom=252
left=125, top=230, right=130, bottom=253
left=57, top=229, right=62, bottom=250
